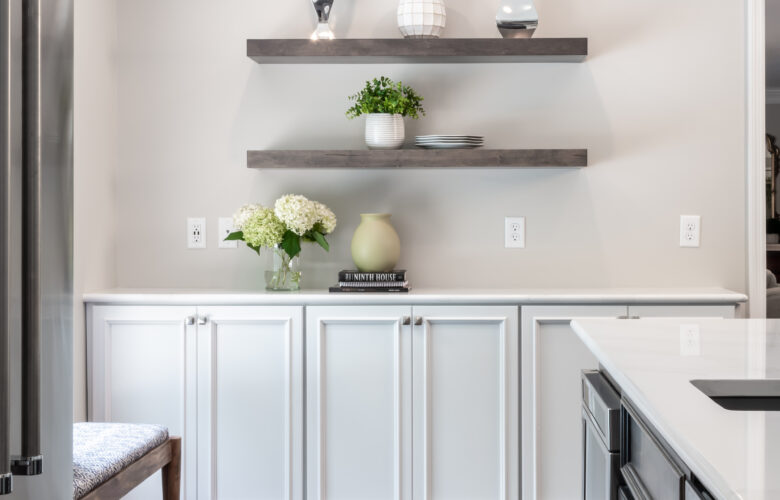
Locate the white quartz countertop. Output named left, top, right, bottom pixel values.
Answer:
left=82, top=288, right=747, bottom=306
left=571, top=318, right=780, bottom=500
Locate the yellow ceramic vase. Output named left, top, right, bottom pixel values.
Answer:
left=350, top=213, right=401, bottom=272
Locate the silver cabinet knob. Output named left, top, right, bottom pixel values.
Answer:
left=185, top=316, right=196, bottom=326
left=402, top=316, right=411, bottom=326
left=414, top=316, right=423, bottom=326
left=197, top=315, right=209, bottom=326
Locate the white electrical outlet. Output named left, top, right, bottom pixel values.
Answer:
left=187, top=217, right=206, bottom=249
left=679, top=324, right=701, bottom=356
left=505, top=217, right=525, bottom=248
left=679, top=215, right=701, bottom=247
left=218, top=217, right=237, bottom=249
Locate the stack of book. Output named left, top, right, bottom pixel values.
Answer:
left=329, top=270, right=410, bottom=293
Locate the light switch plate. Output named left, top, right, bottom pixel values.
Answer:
left=219, top=217, right=237, bottom=248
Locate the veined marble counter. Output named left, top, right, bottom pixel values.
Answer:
left=571, top=318, right=780, bottom=500
left=83, top=288, right=747, bottom=306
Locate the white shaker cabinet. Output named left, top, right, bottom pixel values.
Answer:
left=196, top=306, right=304, bottom=500
left=627, top=304, right=736, bottom=318
left=306, top=306, right=414, bottom=500
left=520, top=305, right=627, bottom=500
left=412, top=306, right=519, bottom=500
left=86, top=294, right=743, bottom=500
left=88, top=304, right=305, bottom=500
left=305, top=305, right=519, bottom=500
left=87, top=305, right=198, bottom=500
left=520, top=304, right=737, bottom=500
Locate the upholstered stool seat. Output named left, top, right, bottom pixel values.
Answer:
left=73, top=423, right=180, bottom=500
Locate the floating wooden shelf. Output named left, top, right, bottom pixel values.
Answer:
left=247, top=149, right=588, bottom=169
left=247, top=38, right=587, bottom=64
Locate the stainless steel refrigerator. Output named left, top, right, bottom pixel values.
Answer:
left=1, top=0, right=73, bottom=498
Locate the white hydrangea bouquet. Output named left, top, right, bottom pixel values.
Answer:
left=226, top=194, right=337, bottom=291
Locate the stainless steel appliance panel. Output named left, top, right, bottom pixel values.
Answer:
left=582, top=370, right=621, bottom=451
left=3, top=0, right=72, bottom=496
left=582, top=370, right=622, bottom=500
left=0, top=0, right=12, bottom=490
left=583, top=408, right=620, bottom=500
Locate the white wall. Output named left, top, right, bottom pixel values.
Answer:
left=106, top=0, right=747, bottom=292
left=74, top=0, right=118, bottom=421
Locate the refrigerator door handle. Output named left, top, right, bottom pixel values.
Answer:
left=11, top=0, right=42, bottom=477
left=0, top=0, right=13, bottom=493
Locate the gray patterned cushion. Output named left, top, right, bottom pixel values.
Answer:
left=73, top=422, right=169, bottom=499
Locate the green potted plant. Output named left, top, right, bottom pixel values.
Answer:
left=346, top=76, right=425, bottom=150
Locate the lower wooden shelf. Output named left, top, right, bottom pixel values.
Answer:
left=247, top=149, right=588, bottom=169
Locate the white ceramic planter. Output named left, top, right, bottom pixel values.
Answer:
left=397, top=0, right=446, bottom=39
left=365, top=114, right=405, bottom=150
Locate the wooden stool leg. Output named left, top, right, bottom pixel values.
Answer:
left=162, top=437, right=182, bottom=500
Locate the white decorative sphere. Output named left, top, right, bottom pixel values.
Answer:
left=397, top=0, right=446, bottom=39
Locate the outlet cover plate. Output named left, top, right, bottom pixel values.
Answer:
left=679, top=324, right=701, bottom=356
left=187, top=217, right=207, bottom=249
left=505, top=216, right=525, bottom=248
left=680, top=215, right=701, bottom=248
left=219, top=217, right=237, bottom=248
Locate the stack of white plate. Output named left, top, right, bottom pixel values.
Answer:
left=415, top=135, right=484, bottom=149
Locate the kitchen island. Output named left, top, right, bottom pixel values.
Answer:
left=572, top=319, right=780, bottom=500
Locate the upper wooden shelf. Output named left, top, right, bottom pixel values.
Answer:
left=247, top=38, right=588, bottom=64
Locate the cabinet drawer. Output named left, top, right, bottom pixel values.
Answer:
left=620, top=401, right=686, bottom=499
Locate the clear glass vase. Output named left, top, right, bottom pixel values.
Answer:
left=265, top=246, right=301, bottom=291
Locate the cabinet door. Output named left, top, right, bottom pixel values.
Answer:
left=412, top=306, right=519, bottom=500
left=196, top=306, right=304, bottom=500
left=306, top=306, right=413, bottom=500
left=520, top=305, right=627, bottom=500
left=87, top=305, right=197, bottom=500
left=627, top=304, right=736, bottom=318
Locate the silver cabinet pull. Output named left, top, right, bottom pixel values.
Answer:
left=402, top=316, right=411, bottom=326
left=185, top=316, right=196, bottom=326
left=414, top=316, right=423, bottom=326
left=197, top=316, right=209, bottom=326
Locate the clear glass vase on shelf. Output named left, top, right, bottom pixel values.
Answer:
left=265, top=246, right=301, bottom=291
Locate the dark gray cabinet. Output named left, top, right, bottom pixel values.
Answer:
left=620, top=400, right=686, bottom=499
left=582, top=371, right=717, bottom=500
left=619, top=399, right=715, bottom=500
